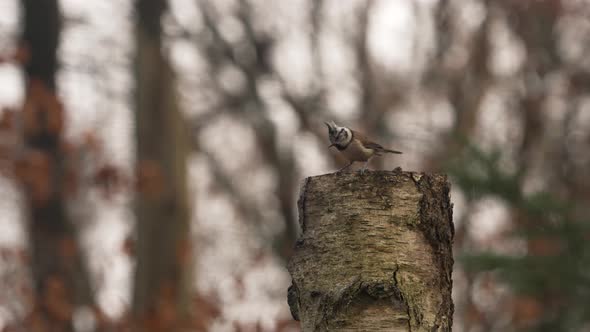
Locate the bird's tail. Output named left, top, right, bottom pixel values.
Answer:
left=383, top=149, right=402, bottom=154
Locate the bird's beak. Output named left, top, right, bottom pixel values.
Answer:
left=328, top=143, right=335, bottom=148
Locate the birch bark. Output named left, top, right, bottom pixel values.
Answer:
left=288, top=171, right=454, bottom=331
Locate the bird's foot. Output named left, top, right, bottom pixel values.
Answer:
left=336, top=162, right=354, bottom=174
left=335, top=168, right=349, bottom=175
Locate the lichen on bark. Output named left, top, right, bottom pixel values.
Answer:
left=288, top=170, right=454, bottom=331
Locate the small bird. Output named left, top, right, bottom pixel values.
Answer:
left=325, top=121, right=402, bottom=174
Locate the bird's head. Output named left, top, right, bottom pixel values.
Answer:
left=324, top=121, right=352, bottom=148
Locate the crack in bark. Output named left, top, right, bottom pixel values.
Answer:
left=287, top=282, right=300, bottom=321
left=297, top=177, right=312, bottom=233
left=392, top=265, right=412, bottom=332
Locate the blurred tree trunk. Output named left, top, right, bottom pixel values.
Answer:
left=20, top=0, right=96, bottom=330
left=288, top=171, right=454, bottom=331
left=132, top=0, right=192, bottom=331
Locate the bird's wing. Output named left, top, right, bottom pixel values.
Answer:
left=353, top=129, right=402, bottom=153
left=364, top=142, right=386, bottom=150
left=352, top=130, right=384, bottom=150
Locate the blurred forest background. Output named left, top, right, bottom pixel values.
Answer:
left=0, top=0, right=588, bottom=331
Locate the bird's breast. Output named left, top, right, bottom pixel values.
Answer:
left=339, top=139, right=374, bottom=161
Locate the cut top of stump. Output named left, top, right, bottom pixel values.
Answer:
left=288, top=170, right=454, bottom=332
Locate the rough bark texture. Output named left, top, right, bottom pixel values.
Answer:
left=288, top=170, right=454, bottom=331
left=132, top=0, right=192, bottom=330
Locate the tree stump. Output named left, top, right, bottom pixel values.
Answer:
left=288, top=170, right=454, bottom=331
